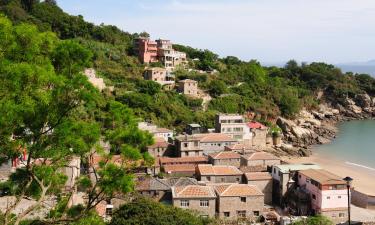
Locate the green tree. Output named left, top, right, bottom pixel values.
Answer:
left=291, top=215, right=334, bottom=225
left=109, top=197, right=213, bottom=225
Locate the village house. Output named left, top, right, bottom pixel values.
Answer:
left=159, top=156, right=208, bottom=176
left=247, top=122, right=268, bottom=148
left=214, top=184, right=264, bottom=220
left=172, top=185, right=217, bottom=218
left=143, top=67, right=175, bottom=90
left=224, top=143, right=256, bottom=155
left=208, top=151, right=241, bottom=168
left=147, top=137, right=170, bottom=158
left=240, top=152, right=281, bottom=170
left=178, top=79, right=198, bottom=97
left=185, top=123, right=202, bottom=135
left=215, top=114, right=251, bottom=143
left=138, top=122, right=173, bottom=142
left=271, top=164, right=321, bottom=205
left=196, top=164, right=243, bottom=183
left=175, top=133, right=238, bottom=157
left=297, top=169, right=349, bottom=223
left=244, top=172, right=273, bottom=205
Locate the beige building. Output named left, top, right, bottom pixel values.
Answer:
left=147, top=137, right=169, bottom=158
left=208, top=151, right=241, bottom=168
left=144, top=67, right=175, bottom=90
left=156, top=39, right=187, bottom=70
left=178, top=79, right=198, bottom=97
left=172, top=185, right=216, bottom=218
left=215, top=114, right=251, bottom=142
left=240, top=152, right=280, bottom=169
left=196, top=164, right=243, bottom=183
left=214, top=184, right=264, bottom=220
left=175, top=133, right=237, bottom=157
left=244, top=172, right=273, bottom=205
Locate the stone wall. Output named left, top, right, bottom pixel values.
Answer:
left=173, top=198, right=216, bottom=217
left=200, top=175, right=242, bottom=183
left=217, top=195, right=264, bottom=219
left=247, top=179, right=273, bottom=205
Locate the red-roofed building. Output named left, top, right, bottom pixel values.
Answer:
left=196, top=164, right=243, bottom=183
left=240, top=152, right=280, bottom=169
left=244, top=172, right=273, bottom=205
left=147, top=137, right=170, bottom=158
left=208, top=151, right=241, bottom=168
left=172, top=185, right=216, bottom=217
left=247, top=122, right=268, bottom=148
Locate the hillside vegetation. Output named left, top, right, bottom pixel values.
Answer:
left=1, top=0, right=375, bottom=133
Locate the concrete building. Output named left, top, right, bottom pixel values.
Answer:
left=175, top=133, right=238, bottom=157
left=244, top=172, right=273, bottom=205
left=172, top=185, right=217, bottom=218
left=196, top=164, right=243, bottom=183
left=147, top=137, right=170, bottom=158
left=134, top=37, right=158, bottom=64
left=224, top=143, right=256, bottom=155
left=240, top=152, right=281, bottom=169
left=215, top=114, right=251, bottom=142
left=185, top=124, right=202, bottom=135
left=138, top=122, right=173, bottom=142
left=144, top=67, right=175, bottom=89
left=178, top=79, right=198, bottom=97
left=297, top=169, right=348, bottom=223
left=271, top=164, right=321, bottom=205
left=214, top=184, right=264, bottom=220
left=208, top=151, right=241, bottom=168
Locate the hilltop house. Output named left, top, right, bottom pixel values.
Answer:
left=144, top=67, right=175, bottom=90
left=214, top=184, right=264, bottom=220
left=172, top=185, right=217, bottom=218
left=175, top=133, right=237, bottom=157
left=196, top=164, right=243, bottom=183
left=147, top=137, right=170, bottom=158
left=215, top=114, right=251, bottom=142
left=178, top=79, right=198, bottom=97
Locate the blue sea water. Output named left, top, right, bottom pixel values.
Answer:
left=314, top=120, right=375, bottom=170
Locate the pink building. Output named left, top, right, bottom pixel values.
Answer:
left=134, top=37, right=158, bottom=63
left=298, top=169, right=348, bottom=223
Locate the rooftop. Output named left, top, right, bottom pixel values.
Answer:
left=172, top=185, right=216, bottom=199
left=155, top=127, right=172, bottom=133
left=176, top=133, right=236, bottom=143
left=188, top=124, right=201, bottom=128
left=163, top=164, right=196, bottom=173
left=214, top=184, right=264, bottom=197
left=243, top=152, right=280, bottom=161
left=147, top=137, right=168, bottom=148
left=275, top=164, right=321, bottom=174
left=159, top=156, right=208, bottom=164
left=299, top=169, right=346, bottom=185
left=146, top=67, right=166, bottom=72
left=179, top=79, right=197, bottom=83
left=197, top=164, right=242, bottom=176
left=208, top=151, right=241, bottom=160
left=248, top=121, right=267, bottom=129
left=245, top=172, right=272, bottom=181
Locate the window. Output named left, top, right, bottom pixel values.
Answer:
left=184, top=143, right=188, bottom=148
left=200, top=200, right=209, bottom=207
left=181, top=200, right=189, bottom=207
left=105, top=207, right=113, bottom=216
left=236, top=178, right=240, bottom=182
left=221, top=178, right=225, bottom=182
left=327, top=196, right=331, bottom=199
left=312, top=194, right=316, bottom=200
left=206, top=176, right=211, bottom=181
left=224, top=212, right=230, bottom=217
left=339, top=213, right=345, bottom=218
left=240, top=197, right=246, bottom=202
left=253, top=211, right=260, bottom=216
left=338, top=196, right=342, bottom=199
left=237, top=210, right=246, bottom=218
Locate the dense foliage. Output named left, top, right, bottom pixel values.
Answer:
left=291, top=215, right=334, bottom=225
left=109, top=197, right=213, bottom=225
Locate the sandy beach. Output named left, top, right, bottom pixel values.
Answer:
left=282, top=153, right=375, bottom=196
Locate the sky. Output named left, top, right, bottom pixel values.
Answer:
left=57, top=0, right=375, bottom=64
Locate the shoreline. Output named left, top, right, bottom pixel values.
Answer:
left=282, top=152, right=375, bottom=196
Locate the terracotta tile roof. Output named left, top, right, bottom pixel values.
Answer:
left=214, top=184, right=264, bottom=197
left=89, top=154, right=122, bottom=168
left=243, top=152, right=280, bottom=161
left=148, top=137, right=168, bottom=148
left=247, top=122, right=267, bottom=129
left=172, top=185, right=216, bottom=198
left=208, top=151, right=241, bottom=160
left=163, top=164, right=196, bottom=173
left=299, top=169, right=346, bottom=185
left=225, top=143, right=248, bottom=151
left=197, top=164, right=242, bottom=176
left=245, top=172, right=272, bottom=181
left=159, top=156, right=208, bottom=165
left=176, top=133, right=236, bottom=143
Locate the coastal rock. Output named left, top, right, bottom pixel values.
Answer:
left=291, top=126, right=312, bottom=139
left=276, top=117, right=296, bottom=133
left=355, top=94, right=372, bottom=108
left=298, top=148, right=311, bottom=157
left=304, top=118, right=321, bottom=126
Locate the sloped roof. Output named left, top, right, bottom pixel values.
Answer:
left=197, top=164, right=242, bottom=176
left=147, top=137, right=168, bottom=148
left=247, top=122, right=267, bottom=129
left=163, top=164, right=196, bottom=173
left=176, top=133, right=236, bottom=143
left=172, top=185, right=216, bottom=198
left=243, top=152, right=280, bottom=161
left=299, top=169, right=346, bottom=185
left=208, top=151, right=241, bottom=160
left=244, top=172, right=272, bottom=181
left=159, top=156, right=208, bottom=164
left=135, top=177, right=170, bottom=191
left=166, top=177, right=199, bottom=187
left=214, top=184, right=264, bottom=197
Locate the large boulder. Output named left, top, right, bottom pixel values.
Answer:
left=276, top=117, right=296, bottom=133
left=355, top=94, right=372, bottom=108
left=291, top=126, right=312, bottom=139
